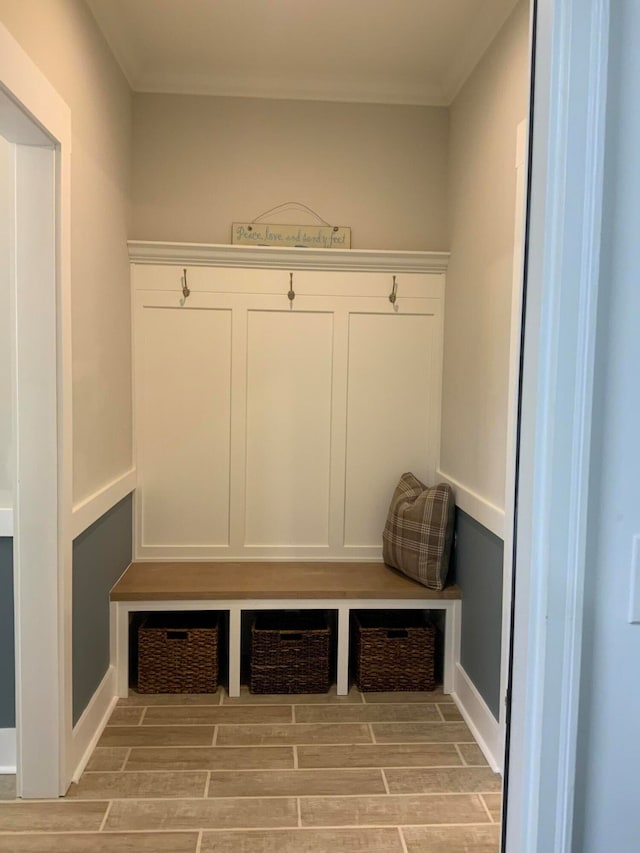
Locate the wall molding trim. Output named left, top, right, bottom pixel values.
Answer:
left=71, top=666, right=118, bottom=783
left=0, top=728, right=16, bottom=774
left=452, top=663, right=502, bottom=774
left=128, top=241, right=450, bottom=274
left=71, top=468, right=136, bottom=541
left=436, top=468, right=505, bottom=539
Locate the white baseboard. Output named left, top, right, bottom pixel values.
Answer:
left=71, top=666, right=118, bottom=783
left=436, top=468, right=505, bottom=539
left=71, top=468, right=136, bottom=540
left=0, top=728, right=16, bottom=773
left=452, top=663, right=503, bottom=774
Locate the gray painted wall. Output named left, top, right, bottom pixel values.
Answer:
left=453, top=509, right=504, bottom=719
left=0, top=537, right=14, bottom=728
left=72, top=494, right=132, bottom=724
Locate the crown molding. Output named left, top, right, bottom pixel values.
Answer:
left=132, top=74, right=449, bottom=107
left=128, top=241, right=449, bottom=273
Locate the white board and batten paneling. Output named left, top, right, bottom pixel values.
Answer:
left=245, top=309, right=333, bottom=548
left=131, top=244, right=447, bottom=560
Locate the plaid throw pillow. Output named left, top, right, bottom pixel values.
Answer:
left=382, top=473, right=455, bottom=590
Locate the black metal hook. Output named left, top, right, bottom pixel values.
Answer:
left=389, top=275, right=398, bottom=304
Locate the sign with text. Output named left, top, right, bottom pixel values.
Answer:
left=232, top=222, right=351, bottom=249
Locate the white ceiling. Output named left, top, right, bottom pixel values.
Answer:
left=86, top=0, right=520, bottom=106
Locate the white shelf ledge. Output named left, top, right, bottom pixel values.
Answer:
left=128, top=241, right=449, bottom=274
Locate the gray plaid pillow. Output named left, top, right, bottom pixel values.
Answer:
left=382, top=473, right=455, bottom=590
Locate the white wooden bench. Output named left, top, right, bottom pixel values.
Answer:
left=110, top=561, right=461, bottom=698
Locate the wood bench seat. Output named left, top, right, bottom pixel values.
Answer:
left=111, top=560, right=461, bottom=601
left=110, top=561, right=461, bottom=698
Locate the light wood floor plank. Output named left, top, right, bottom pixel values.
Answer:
left=297, top=743, right=463, bottom=769
left=107, top=707, right=144, bottom=726
left=221, top=686, right=363, bottom=705
left=385, top=767, right=502, bottom=794
left=216, top=723, right=372, bottom=746
left=0, top=833, right=199, bottom=852
left=402, top=824, right=501, bottom=852
left=458, top=744, right=489, bottom=766
left=105, top=797, right=298, bottom=831
left=482, top=793, right=503, bottom=822
left=295, top=704, right=441, bottom=723
left=125, top=746, right=294, bottom=772
left=99, top=726, right=215, bottom=748
left=300, top=793, right=490, bottom=827
left=372, top=722, right=473, bottom=743
left=0, top=801, right=107, bottom=832
left=200, top=828, right=404, bottom=852
left=207, top=769, right=385, bottom=798
left=86, top=748, right=129, bottom=772
left=142, top=706, right=291, bottom=725
left=66, top=771, right=208, bottom=800
left=119, top=692, right=222, bottom=707
left=362, top=688, right=453, bottom=704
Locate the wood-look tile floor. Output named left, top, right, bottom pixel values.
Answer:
left=0, top=686, right=502, bottom=851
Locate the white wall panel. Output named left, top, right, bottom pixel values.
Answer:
left=244, top=310, right=333, bottom=547
left=344, top=313, right=436, bottom=547
left=132, top=267, right=444, bottom=559
left=139, top=305, right=232, bottom=546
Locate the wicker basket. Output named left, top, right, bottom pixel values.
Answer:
left=137, top=612, right=219, bottom=693
left=353, top=610, right=436, bottom=692
left=250, top=612, right=331, bottom=694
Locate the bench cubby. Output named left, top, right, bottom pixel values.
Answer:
left=110, top=561, right=461, bottom=697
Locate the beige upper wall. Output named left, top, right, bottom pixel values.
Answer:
left=131, top=95, right=449, bottom=251
left=440, top=0, right=530, bottom=512
left=0, top=0, right=133, bottom=505
left=0, top=136, right=11, bottom=501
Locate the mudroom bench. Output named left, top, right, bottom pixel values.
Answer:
left=110, top=561, right=461, bottom=698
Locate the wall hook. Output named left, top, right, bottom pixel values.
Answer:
left=389, top=275, right=398, bottom=304
left=181, top=268, right=191, bottom=301
left=288, top=272, right=296, bottom=303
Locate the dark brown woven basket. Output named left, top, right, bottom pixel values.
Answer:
left=138, top=612, right=219, bottom=693
left=353, top=610, right=436, bottom=692
left=250, top=612, right=331, bottom=694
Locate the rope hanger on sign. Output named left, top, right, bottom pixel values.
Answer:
left=251, top=201, right=340, bottom=234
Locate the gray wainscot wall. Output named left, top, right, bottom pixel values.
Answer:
left=0, top=538, right=14, bottom=728
left=452, top=508, right=504, bottom=719
left=73, top=494, right=132, bottom=725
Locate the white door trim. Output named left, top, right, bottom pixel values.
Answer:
left=0, top=22, right=73, bottom=797
left=507, top=0, right=610, bottom=850
left=498, top=118, right=529, bottom=764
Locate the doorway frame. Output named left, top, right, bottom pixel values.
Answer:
left=506, top=0, right=610, bottom=849
left=0, top=22, right=73, bottom=796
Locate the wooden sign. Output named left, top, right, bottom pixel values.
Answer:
left=232, top=222, right=351, bottom=249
